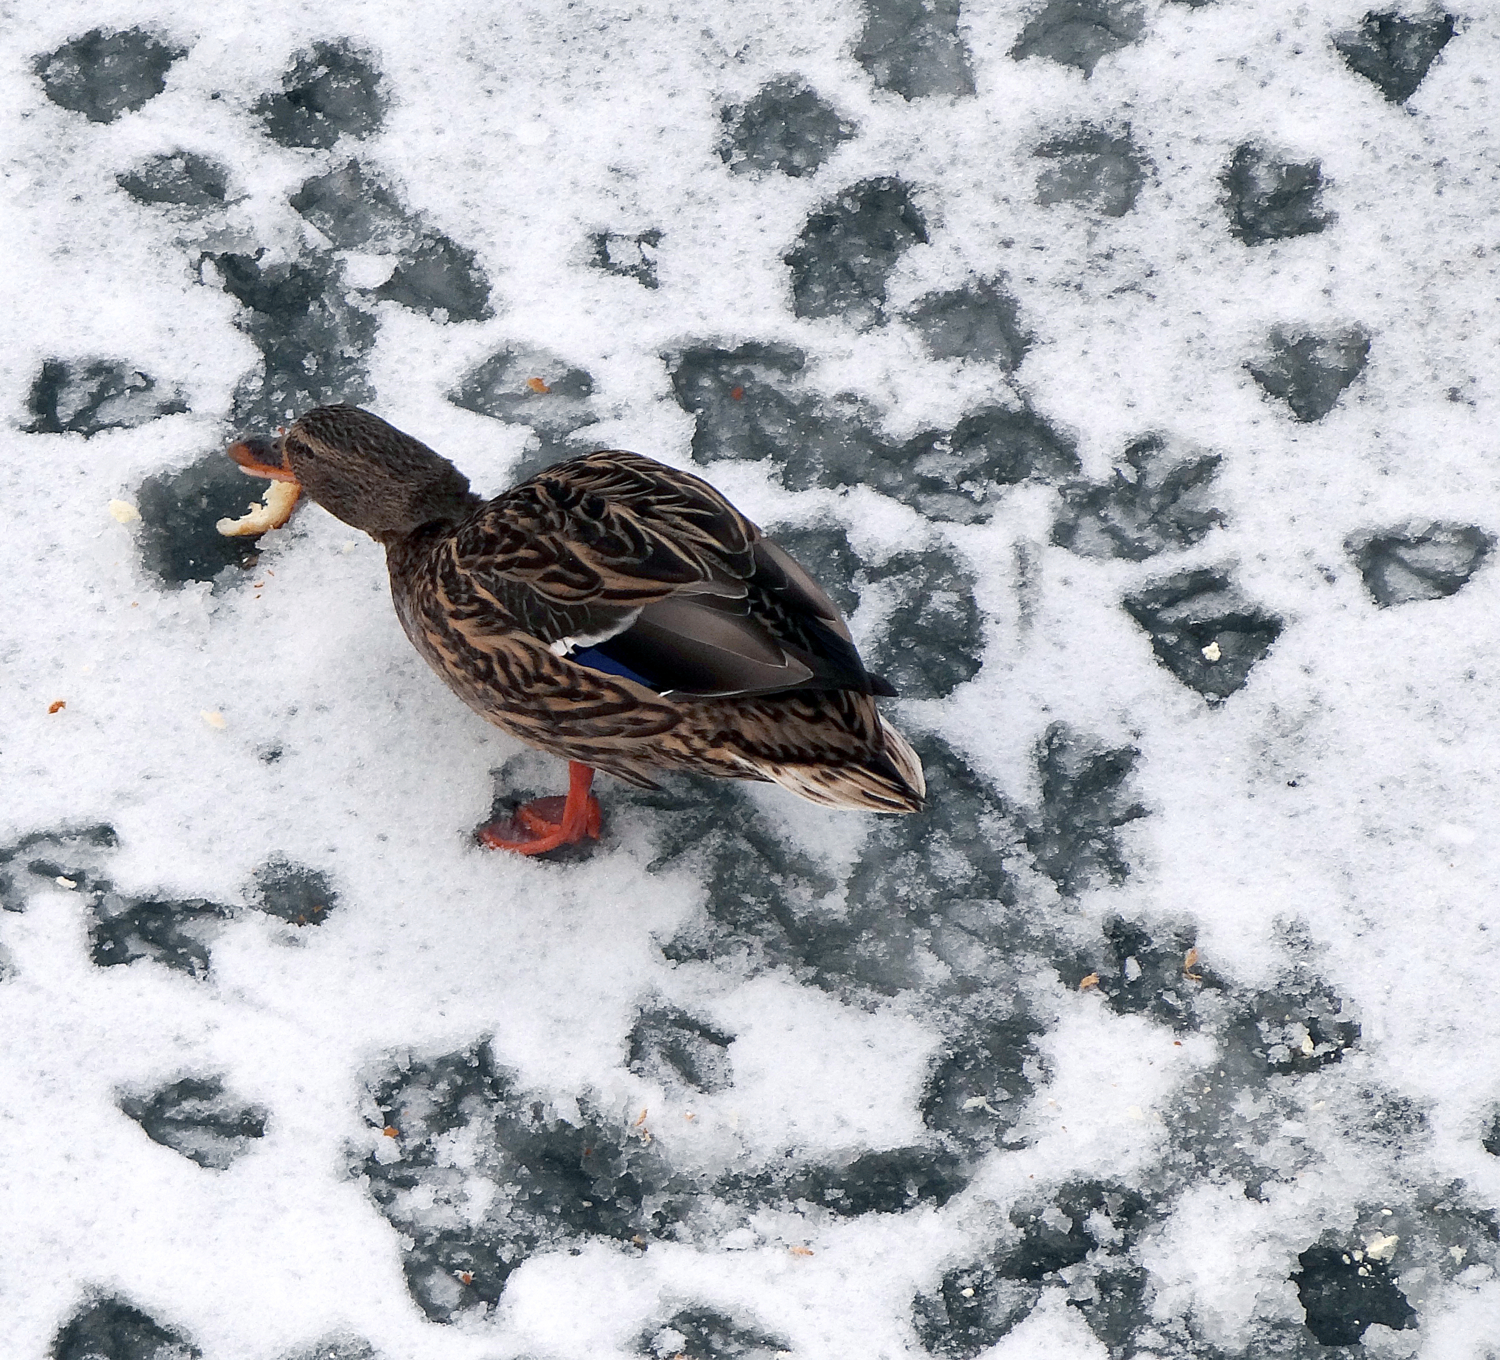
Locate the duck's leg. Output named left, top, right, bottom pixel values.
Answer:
left=476, top=761, right=604, bottom=855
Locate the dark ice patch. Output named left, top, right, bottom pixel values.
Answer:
left=1033, top=126, right=1147, bottom=217
left=34, top=28, right=185, bottom=123
left=921, top=1008, right=1045, bottom=1150
left=135, top=455, right=269, bottom=585
left=289, top=163, right=493, bottom=322
left=669, top=339, right=879, bottom=487
left=718, top=78, right=855, bottom=178
left=590, top=229, right=663, bottom=289
left=1230, top=978, right=1359, bottom=1076
left=1347, top=523, right=1493, bottom=607
left=657, top=731, right=1026, bottom=998
left=118, top=1074, right=268, bottom=1170
left=895, top=405, right=1080, bottom=522
left=1068, top=1266, right=1153, bottom=1353
left=739, top=1146, right=968, bottom=1216
left=861, top=543, right=985, bottom=700
left=1483, top=1110, right=1500, bottom=1157
left=392, top=1232, right=517, bottom=1325
left=371, top=233, right=491, bottom=321
left=650, top=777, right=845, bottom=976
left=250, top=857, right=338, bottom=926
left=1293, top=1244, right=1416, bottom=1345
left=358, top=1041, right=681, bottom=1322
left=1350, top=1089, right=1428, bottom=1154
left=916, top=1182, right=1152, bottom=1354
left=1163, top=953, right=1363, bottom=1195
left=1247, top=325, right=1370, bottom=423
left=289, top=162, right=409, bottom=249
left=89, top=892, right=236, bottom=978
left=117, top=152, right=229, bottom=208
left=854, top=0, right=976, bottom=100
left=1067, top=916, right=1214, bottom=1030
left=0, top=823, right=119, bottom=913
left=255, top=40, right=386, bottom=149
left=668, top=341, right=1076, bottom=523
left=1053, top=434, right=1223, bottom=561
left=913, top=1263, right=1037, bottom=1357
left=1025, top=726, right=1147, bottom=897
left=902, top=278, right=1031, bottom=367
left=24, top=360, right=187, bottom=437
left=1004, top=1181, right=1150, bottom=1279
left=449, top=346, right=598, bottom=438
left=1123, top=568, right=1284, bottom=699
left=750, top=522, right=971, bottom=711
left=785, top=177, right=929, bottom=329
left=1333, top=9, right=1456, bottom=104
left=51, top=1295, right=200, bottom=1360
left=640, top=1308, right=788, bottom=1360
left=844, top=729, right=1023, bottom=928
left=1009, top=0, right=1147, bottom=77
left=1222, top=143, right=1334, bottom=245
left=627, top=1005, right=734, bottom=1093
left=205, top=250, right=377, bottom=427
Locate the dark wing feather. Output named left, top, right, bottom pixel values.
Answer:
left=452, top=449, right=893, bottom=699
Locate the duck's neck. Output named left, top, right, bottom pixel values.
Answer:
left=382, top=500, right=479, bottom=573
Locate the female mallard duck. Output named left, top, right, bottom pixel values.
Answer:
left=229, top=404, right=925, bottom=854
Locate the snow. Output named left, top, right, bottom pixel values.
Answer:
left=4, top=1, right=1500, bottom=1356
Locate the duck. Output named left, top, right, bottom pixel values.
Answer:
left=228, top=404, right=925, bottom=854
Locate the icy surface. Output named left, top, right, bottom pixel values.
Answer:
left=5, top=1, right=1500, bottom=1357
left=1032, top=125, right=1149, bottom=218
left=1221, top=143, right=1334, bottom=246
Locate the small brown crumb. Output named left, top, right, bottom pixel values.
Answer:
left=633, top=1108, right=648, bottom=1127
left=789, top=1245, right=814, bottom=1257
left=382, top=1125, right=399, bottom=1138
left=730, top=385, right=745, bottom=401
left=631, top=1234, right=647, bottom=1249
left=48, top=700, right=66, bottom=714
left=458, top=1271, right=473, bottom=1285
left=1183, top=948, right=1202, bottom=981
left=1079, top=973, right=1100, bottom=990
left=526, top=377, right=551, bottom=393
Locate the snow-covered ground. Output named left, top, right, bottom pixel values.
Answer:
left=3, top=2, right=1499, bottom=1356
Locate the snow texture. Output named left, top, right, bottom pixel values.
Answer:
left=5, top=1, right=1500, bottom=1357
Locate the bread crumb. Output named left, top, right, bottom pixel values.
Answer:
left=217, top=480, right=301, bottom=537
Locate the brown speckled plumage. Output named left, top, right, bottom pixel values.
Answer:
left=270, top=404, right=925, bottom=814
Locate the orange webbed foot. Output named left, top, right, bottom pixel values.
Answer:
left=477, top=762, right=603, bottom=856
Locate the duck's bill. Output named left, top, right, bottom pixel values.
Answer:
left=227, top=435, right=299, bottom=482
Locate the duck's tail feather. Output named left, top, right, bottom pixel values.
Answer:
left=763, top=717, right=926, bottom=814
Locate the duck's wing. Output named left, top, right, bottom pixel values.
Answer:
left=451, top=450, right=894, bottom=699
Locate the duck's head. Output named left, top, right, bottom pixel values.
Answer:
left=228, top=404, right=476, bottom=543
